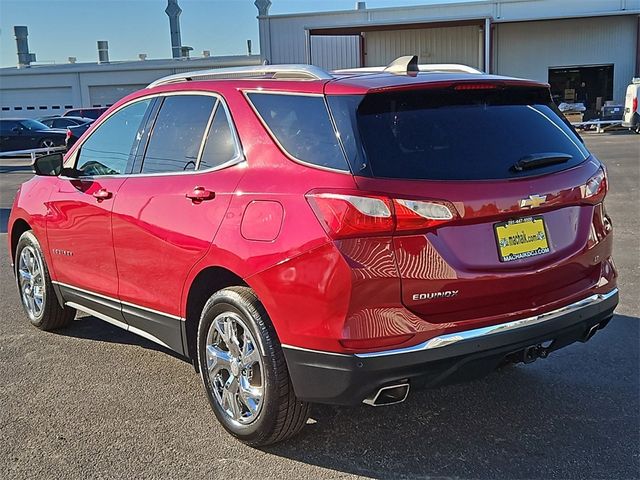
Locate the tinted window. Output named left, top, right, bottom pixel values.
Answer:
left=329, top=88, right=589, bottom=180
left=248, top=93, right=349, bottom=171
left=77, top=99, right=151, bottom=176
left=199, top=104, right=239, bottom=170
left=19, top=119, right=48, bottom=131
left=142, top=95, right=215, bottom=174
left=52, top=118, right=76, bottom=128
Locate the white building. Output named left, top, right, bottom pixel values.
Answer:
left=1, top=0, right=638, bottom=119
left=257, top=0, right=640, bottom=106
left=0, top=55, right=261, bottom=119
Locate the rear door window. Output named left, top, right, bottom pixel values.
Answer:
left=199, top=102, right=241, bottom=170
left=329, top=88, right=589, bottom=180
left=142, top=95, right=216, bottom=174
left=247, top=92, right=349, bottom=172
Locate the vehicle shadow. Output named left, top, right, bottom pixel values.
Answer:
left=56, top=312, right=189, bottom=363
left=265, top=314, right=640, bottom=479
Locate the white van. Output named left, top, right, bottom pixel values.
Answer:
left=623, top=78, right=640, bottom=133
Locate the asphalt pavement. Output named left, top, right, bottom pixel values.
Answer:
left=0, top=133, right=638, bottom=480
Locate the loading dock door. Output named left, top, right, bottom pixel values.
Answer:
left=310, top=35, right=361, bottom=70
left=548, top=65, right=614, bottom=114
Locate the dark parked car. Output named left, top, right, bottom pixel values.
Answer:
left=62, top=107, right=108, bottom=120
left=0, top=118, right=66, bottom=152
left=39, top=116, right=93, bottom=129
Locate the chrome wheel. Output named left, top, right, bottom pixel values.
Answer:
left=18, top=246, right=45, bottom=320
left=41, top=139, right=55, bottom=148
left=205, top=312, right=264, bottom=425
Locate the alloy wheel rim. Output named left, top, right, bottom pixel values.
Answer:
left=205, top=312, right=264, bottom=425
left=18, top=246, right=45, bottom=319
left=42, top=139, right=55, bottom=148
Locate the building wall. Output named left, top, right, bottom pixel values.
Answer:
left=0, top=56, right=261, bottom=119
left=494, top=16, right=637, bottom=103
left=364, top=25, right=482, bottom=68
left=264, top=0, right=640, bottom=65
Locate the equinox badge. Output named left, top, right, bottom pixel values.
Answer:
left=413, top=290, right=459, bottom=301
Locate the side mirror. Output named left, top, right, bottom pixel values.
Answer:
left=33, top=153, right=64, bottom=176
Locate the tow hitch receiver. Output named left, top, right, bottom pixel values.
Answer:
left=521, top=344, right=549, bottom=364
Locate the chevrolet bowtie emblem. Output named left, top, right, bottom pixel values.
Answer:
left=520, top=194, right=547, bottom=209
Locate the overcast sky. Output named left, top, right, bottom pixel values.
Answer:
left=0, top=0, right=478, bottom=67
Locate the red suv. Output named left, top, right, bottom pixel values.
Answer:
left=8, top=57, right=618, bottom=446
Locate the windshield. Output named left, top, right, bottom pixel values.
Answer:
left=328, top=87, right=590, bottom=180
left=19, top=119, right=49, bottom=131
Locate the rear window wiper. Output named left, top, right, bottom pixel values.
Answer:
left=511, top=153, right=572, bottom=172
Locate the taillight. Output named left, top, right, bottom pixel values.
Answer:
left=393, top=199, right=455, bottom=232
left=582, top=168, right=607, bottom=203
left=65, top=129, right=72, bottom=139
left=306, top=191, right=457, bottom=239
left=306, top=192, right=394, bottom=239
left=633, top=96, right=638, bottom=113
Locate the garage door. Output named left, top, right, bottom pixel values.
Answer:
left=0, top=87, right=73, bottom=119
left=89, top=84, right=147, bottom=108
left=364, top=25, right=481, bottom=68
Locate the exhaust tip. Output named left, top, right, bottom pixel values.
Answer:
left=582, top=323, right=599, bottom=342
left=363, top=383, right=410, bottom=406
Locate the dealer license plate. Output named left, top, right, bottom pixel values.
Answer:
left=494, top=216, right=550, bottom=262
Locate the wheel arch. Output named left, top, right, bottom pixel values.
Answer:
left=183, top=265, right=248, bottom=365
left=10, top=217, right=32, bottom=264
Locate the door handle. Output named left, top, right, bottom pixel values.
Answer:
left=92, top=188, right=112, bottom=200
left=186, top=187, right=215, bottom=202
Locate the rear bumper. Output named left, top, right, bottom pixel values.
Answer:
left=283, top=288, right=618, bottom=405
left=622, top=112, right=639, bottom=128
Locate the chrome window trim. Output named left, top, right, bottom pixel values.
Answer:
left=71, top=91, right=246, bottom=179
left=242, top=89, right=352, bottom=175
left=53, top=280, right=185, bottom=322
left=355, top=288, right=619, bottom=358
left=195, top=99, right=219, bottom=170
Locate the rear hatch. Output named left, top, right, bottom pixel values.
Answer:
left=327, top=81, right=608, bottom=324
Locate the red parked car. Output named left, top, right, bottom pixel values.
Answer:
left=8, top=57, right=618, bottom=446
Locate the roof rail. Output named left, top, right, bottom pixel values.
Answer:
left=147, top=64, right=333, bottom=88
left=334, top=63, right=483, bottom=75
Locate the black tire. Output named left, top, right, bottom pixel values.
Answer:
left=15, top=231, right=75, bottom=330
left=197, top=286, right=310, bottom=446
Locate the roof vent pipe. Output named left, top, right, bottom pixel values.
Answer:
left=166, top=0, right=183, bottom=58
left=356, top=1, right=366, bottom=10
left=97, top=41, right=109, bottom=64
left=14, top=26, right=36, bottom=68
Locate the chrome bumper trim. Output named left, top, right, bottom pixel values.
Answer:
left=355, top=288, right=618, bottom=359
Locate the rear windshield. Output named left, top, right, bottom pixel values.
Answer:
left=328, top=87, right=589, bottom=180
